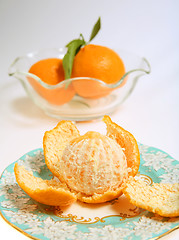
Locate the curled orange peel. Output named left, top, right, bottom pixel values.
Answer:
left=14, top=163, right=77, bottom=206
left=14, top=116, right=140, bottom=206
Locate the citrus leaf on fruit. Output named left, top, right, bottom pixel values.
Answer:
left=63, top=17, right=101, bottom=84
left=63, top=38, right=85, bottom=81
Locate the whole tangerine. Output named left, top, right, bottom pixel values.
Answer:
left=28, top=58, right=75, bottom=105
left=71, top=44, right=126, bottom=98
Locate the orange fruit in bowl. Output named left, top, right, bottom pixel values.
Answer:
left=28, top=58, right=75, bottom=105
left=71, top=44, right=126, bottom=99
left=14, top=116, right=140, bottom=206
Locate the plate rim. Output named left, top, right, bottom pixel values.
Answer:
left=0, top=144, right=179, bottom=240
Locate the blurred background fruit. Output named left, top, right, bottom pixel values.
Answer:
left=71, top=44, right=126, bottom=98
left=28, top=58, right=75, bottom=105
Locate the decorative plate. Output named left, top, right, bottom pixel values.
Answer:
left=0, top=143, right=179, bottom=240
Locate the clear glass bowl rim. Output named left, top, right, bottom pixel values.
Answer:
left=8, top=47, right=151, bottom=90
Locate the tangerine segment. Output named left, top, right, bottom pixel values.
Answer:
left=14, top=163, right=77, bottom=206
left=43, top=120, right=80, bottom=180
left=123, top=177, right=179, bottom=217
left=28, top=58, right=75, bottom=105
left=103, top=115, right=140, bottom=177
left=72, top=79, right=112, bottom=99
left=59, top=131, right=128, bottom=196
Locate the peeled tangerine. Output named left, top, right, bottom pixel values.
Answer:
left=14, top=116, right=140, bottom=206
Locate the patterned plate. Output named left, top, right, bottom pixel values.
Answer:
left=0, top=143, right=179, bottom=240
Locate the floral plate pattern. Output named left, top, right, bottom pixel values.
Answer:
left=0, top=143, right=179, bottom=240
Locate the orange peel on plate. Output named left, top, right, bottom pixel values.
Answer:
left=14, top=116, right=140, bottom=206
left=103, top=115, right=140, bottom=177
left=123, top=176, right=179, bottom=217
left=14, top=163, right=77, bottom=206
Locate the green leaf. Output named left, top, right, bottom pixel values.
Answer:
left=62, top=17, right=101, bottom=87
left=63, top=38, right=85, bottom=80
left=89, top=17, right=101, bottom=42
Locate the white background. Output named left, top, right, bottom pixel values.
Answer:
left=0, top=0, right=179, bottom=239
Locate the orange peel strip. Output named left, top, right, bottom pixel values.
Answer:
left=14, top=163, right=77, bottom=206
left=103, top=115, right=140, bottom=177
left=43, top=120, right=80, bottom=181
left=123, top=176, right=179, bottom=217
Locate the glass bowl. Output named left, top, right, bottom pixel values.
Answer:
left=8, top=48, right=151, bottom=121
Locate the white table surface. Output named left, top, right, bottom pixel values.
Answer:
left=0, top=0, right=178, bottom=239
